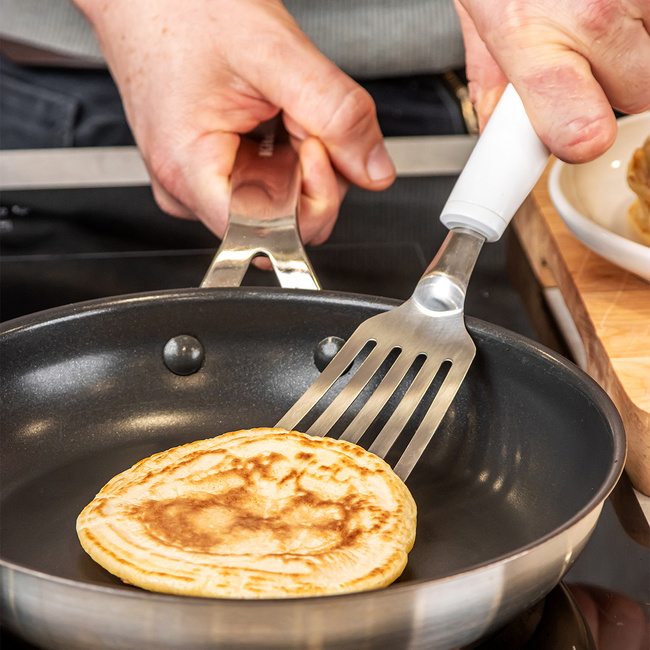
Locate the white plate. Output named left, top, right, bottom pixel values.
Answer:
left=548, top=112, right=650, bottom=282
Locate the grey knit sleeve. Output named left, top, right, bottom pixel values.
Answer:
left=1, top=0, right=105, bottom=65
left=284, top=0, right=465, bottom=78
left=1, top=0, right=464, bottom=76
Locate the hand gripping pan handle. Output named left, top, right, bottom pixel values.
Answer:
left=440, top=84, right=551, bottom=241
left=201, top=117, right=320, bottom=290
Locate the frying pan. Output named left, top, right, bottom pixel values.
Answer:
left=1, top=103, right=625, bottom=649
left=0, top=283, right=625, bottom=650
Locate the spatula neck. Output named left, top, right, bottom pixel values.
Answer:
left=414, top=228, right=485, bottom=312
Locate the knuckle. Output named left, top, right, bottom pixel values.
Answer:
left=319, top=84, right=377, bottom=142
left=580, top=0, right=621, bottom=39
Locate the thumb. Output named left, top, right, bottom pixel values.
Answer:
left=454, top=0, right=616, bottom=163
left=241, top=25, right=396, bottom=191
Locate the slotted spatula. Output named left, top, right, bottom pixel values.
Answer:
left=277, top=84, right=550, bottom=480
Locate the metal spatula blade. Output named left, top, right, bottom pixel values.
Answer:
left=278, top=84, right=550, bottom=481
left=277, top=228, right=484, bottom=480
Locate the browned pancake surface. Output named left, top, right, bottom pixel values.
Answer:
left=77, top=428, right=417, bottom=598
left=627, top=135, right=650, bottom=245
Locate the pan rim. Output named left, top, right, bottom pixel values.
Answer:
left=0, top=286, right=626, bottom=604
left=0, top=286, right=402, bottom=336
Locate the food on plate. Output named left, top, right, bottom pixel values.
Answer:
left=626, top=135, right=650, bottom=245
left=77, top=428, right=417, bottom=599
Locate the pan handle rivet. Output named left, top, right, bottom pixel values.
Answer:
left=163, top=335, right=204, bottom=375
left=314, top=336, right=347, bottom=373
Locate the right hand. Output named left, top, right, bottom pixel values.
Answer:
left=454, top=0, right=650, bottom=164
left=74, top=0, right=396, bottom=245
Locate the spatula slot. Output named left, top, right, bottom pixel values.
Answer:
left=370, top=359, right=453, bottom=467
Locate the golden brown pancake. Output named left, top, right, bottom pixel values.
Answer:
left=76, top=428, right=417, bottom=598
left=627, top=135, right=650, bottom=246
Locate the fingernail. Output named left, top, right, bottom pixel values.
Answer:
left=367, top=142, right=395, bottom=181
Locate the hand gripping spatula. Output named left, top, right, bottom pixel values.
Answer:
left=278, top=85, right=551, bottom=481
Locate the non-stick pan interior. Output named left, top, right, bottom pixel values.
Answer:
left=0, top=288, right=622, bottom=590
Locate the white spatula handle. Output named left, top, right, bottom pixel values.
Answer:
left=440, top=84, right=550, bottom=242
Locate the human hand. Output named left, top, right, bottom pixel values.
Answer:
left=454, top=0, right=650, bottom=163
left=73, top=0, right=396, bottom=245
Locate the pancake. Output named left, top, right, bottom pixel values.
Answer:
left=76, top=428, right=417, bottom=599
left=627, top=135, right=650, bottom=246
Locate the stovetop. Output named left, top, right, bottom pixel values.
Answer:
left=1, top=168, right=648, bottom=649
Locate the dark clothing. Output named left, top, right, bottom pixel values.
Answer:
left=0, top=55, right=135, bottom=150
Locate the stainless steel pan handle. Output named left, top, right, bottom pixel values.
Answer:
left=201, top=118, right=320, bottom=290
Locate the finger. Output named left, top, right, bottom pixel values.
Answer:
left=251, top=137, right=344, bottom=272
left=140, top=151, right=197, bottom=220
left=570, top=3, right=650, bottom=115
left=149, top=175, right=198, bottom=221
left=283, top=114, right=310, bottom=142
left=148, top=130, right=240, bottom=239
left=454, top=0, right=508, bottom=131
left=498, top=41, right=617, bottom=164
left=298, top=136, right=346, bottom=245
left=299, top=83, right=396, bottom=192
left=455, top=0, right=618, bottom=163
left=239, top=19, right=396, bottom=191
left=251, top=255, right=273, bottom=271
left=308, top=169, right=349, bottom=246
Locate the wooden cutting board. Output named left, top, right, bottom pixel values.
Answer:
left=513, top=162, right=650, bottom=496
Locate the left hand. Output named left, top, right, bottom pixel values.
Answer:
left=73, top=0, right=396, bottom=246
